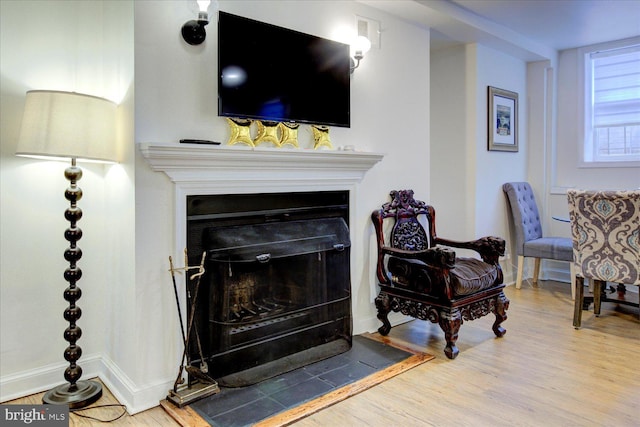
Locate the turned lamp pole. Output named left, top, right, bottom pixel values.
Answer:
left=16, top=90, right=118, bottom=408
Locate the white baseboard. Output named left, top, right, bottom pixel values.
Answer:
left=0, top=354, right=103, bottom=404
left=98, top=355, right=174, bottom=414
left=511, top=259, right=572, bottom=285
left=545, top=266, right=571, bottom=284
left=0, top=355, right=173, bottom=415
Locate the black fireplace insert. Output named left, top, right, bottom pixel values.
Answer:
left=186, top=191, right=352, bottom=386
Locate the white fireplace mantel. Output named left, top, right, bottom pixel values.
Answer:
left=139, top=142, right=384, bottom=262
left=139, top=143, right=385, bottom=189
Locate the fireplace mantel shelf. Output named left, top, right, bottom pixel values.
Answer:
left=139, top=143, right=385, bottom=185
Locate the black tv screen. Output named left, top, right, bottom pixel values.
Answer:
left=218, top=11, right=351, bottom=128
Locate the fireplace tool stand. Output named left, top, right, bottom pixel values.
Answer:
left=167, top=250, right=219, bottom=407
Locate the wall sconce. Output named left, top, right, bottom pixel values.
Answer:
left=350, top=35, right=371, bottom=74
left=181, top=0, right=211, bottom=45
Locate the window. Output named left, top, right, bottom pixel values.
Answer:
left=583, top=41, right=640, bottom=165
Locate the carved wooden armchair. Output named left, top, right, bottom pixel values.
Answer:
left=372, top=190, right=509, bottom=359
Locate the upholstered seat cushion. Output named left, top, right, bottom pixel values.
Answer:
left=450, top=257, right=501, bottom=296
left=387, top=256, right=500, bottom=297
left=523, top=237, right=573, bottom=261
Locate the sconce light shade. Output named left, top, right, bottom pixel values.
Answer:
left=16, top=90, right=118, bottom=163
left=352, top=35, right=372, bottom=58
left=182, top=0, right=211, bottom=45
left=350, top=36, right=372, bottom=74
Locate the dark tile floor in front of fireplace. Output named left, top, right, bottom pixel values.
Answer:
left=190, top=335, right=412, bottom=427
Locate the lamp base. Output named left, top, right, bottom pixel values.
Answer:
left=43, top=380, right=103, bottom=409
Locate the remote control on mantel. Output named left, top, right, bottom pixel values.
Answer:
left=180, top=139, right=221, bottom=145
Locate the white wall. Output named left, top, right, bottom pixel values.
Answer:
left=475, top=45, right=528, bottom=281
left=430, top=43, right=528, bottom=283
left=0, top=0, right=134, bottom=404
left=430, top=45, right=472, bottom=239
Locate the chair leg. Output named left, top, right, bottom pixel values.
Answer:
left=374, top=292, right=392, bottom=336
left=573, top=276, right=584, bottom=328
left=492, top=293, right=509, bottom=337
left=593, top=280, right=603, bottom=316
left=570, top=263, right=576, bottom=300
left=533, top=258, right=541, bottom=285
left=438, top=309, right=461, bottom=359
left=516, top=256, right=524, bottom=289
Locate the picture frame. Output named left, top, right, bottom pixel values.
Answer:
left=488, top=86, right=518, bottom=152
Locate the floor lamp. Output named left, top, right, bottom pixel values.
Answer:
left=16, top=90, right=118, bottom=408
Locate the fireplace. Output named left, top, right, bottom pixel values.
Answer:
left=139, top=143, right=383, bottom=389
left=186, top=191, right=351, bottom=386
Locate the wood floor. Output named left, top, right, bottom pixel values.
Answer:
left=7, top=281, right=639, bottom=426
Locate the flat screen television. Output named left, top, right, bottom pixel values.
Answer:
left=218, top=11, right=351, bottom=128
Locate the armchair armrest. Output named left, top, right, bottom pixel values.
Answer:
left=382, top=246, right=456, bottom=268
left=434, top=236, right=505, bottom=265
left=377, top=246, right=456, bottom=285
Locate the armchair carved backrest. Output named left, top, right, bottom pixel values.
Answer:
left=371, top=189, right=505, bottom=300
left=371, top=189, right=436, bottom=284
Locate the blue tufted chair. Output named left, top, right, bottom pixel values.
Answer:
left=502, top=182, right=575, bottom=298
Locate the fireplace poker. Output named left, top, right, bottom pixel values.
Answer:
left=169, top=256, right=187, bottom=346
left=184, top=253, right=216, bottom=384
left=173, top=251, right=215, bottom=392
left=188, top=256, right=216, bottom=384
left=167, top=251, right=219, bottom=406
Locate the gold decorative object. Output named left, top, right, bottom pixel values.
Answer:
left=312, top=125, right=332, bottom=149
left=278, top=122, right=300, bottom=148
left=254, top=121, right=281, bottom=147
left=226, top=118, right=254, bottom=146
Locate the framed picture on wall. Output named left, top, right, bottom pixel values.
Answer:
left=488, top=86, right=518, bottom=152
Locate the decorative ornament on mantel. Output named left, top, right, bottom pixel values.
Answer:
left=224, top=117, right=344, bottom=150
left=225, top=118, right=254, bottom=146
left=254, top=121, right=281, bottom=147
left=311, top=125, right=332, bottom=149
left=278, top=122, right=300, bottom=148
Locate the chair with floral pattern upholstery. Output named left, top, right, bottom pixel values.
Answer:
left=567, top=189, right=640, bottom=328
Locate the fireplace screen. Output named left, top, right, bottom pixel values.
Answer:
left=186, top=192, right=352, bottom=386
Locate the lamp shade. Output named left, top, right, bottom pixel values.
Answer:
left=16, top=90, right=118, bottom=163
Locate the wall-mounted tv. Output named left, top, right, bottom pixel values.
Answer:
left=218, top=11, right=351, bottom=128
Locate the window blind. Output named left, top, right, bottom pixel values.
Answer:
left=590, top=45, right=640, bottom=157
